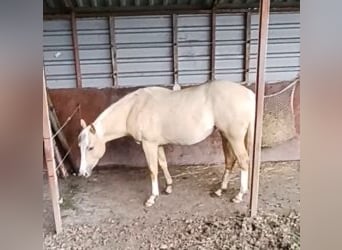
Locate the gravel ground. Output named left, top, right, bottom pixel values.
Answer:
left=44, top=210, right=300, bottom=250
left=44, top=161, right=300, bottom=250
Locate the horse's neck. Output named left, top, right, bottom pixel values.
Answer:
left=94, top=94, right=135, bottom=142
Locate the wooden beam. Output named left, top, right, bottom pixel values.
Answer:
left=210, top=10, right=216, bottom=80
left=172, top=14, right=179, bottom=85
left=47, top=92, right=78, bottom=173
left=44, top=7, right=299, bottom=20
left=109, top=17, right=118, bottom=87
left=249, top=0, right=270, bottom=217
left=71, top=12, right=82, bottom=88
left=244, top=11, right=251, bottom=82
left=43, top=69, right=62, bottom=234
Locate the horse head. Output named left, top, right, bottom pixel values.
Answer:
left=77, top=119, right=106, bottom=177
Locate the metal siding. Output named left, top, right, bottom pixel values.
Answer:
left=249, top=12, right=300, bottom=82
left=43, top=11, right=300, bottom=89
left=43, top=20, right=76, bottom=88
left=215, top=13, right=245, bottom=82
left=178, top=14, right=211, bottom=84
left=115, top=15, right=173, bottom=87
left=77, top=17, right=113, bottom=88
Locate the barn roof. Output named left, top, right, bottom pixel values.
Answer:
left=44, top=0, right=300, bottom=16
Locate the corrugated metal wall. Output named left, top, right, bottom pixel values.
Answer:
left=43, top=20, right=76, bottom=88
left=215, top=13, right=245, bottom=82
left=77, top=18, right=113, bottom=88
left=43, top=12, right=300, bottom=89
left=249, top=12, right=300, bottom=81
left=178, top=14, right=211, bottom=84
left=115, top=15, right=173, bottom=87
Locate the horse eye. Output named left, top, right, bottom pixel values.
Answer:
left=88, top=146, right=94, bottom=151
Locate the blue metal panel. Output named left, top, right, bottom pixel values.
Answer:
left=178, top=14, right=211, bottom=84
left=115, top=15, right=173, bottom=86
left=43, top=11, right=300, bottom=89
left=43, top=20, right=76, bottom=88
left=77, top=17, right=113, bottom=88
left=215, top=13, right=245, bottom=82
left=249, top=12, right=300, bottom=82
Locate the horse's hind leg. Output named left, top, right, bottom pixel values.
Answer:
left=214, top=133, right=236, bottom=197
left=158, top=146, right=173, bottom=194
left=229, top=136, right=250, bottom=203
left=142, top=141, right=159, bottom=207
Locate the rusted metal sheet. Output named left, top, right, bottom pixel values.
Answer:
left=48, top=81, right=299, bottom=168
left=210, top=11, right=216, bottom=80
left=172, top=14, right=179, bottom=85
left=109, top=16, right=118, bottom=87
left=250, top=0, right=270, bottom=217
left=244, top=11, right=251, bottom=82
left=71, top=12, right=82, bottom=88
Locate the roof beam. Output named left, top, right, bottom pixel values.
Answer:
left=63, top=0, right=73, bottom=8
left=106, top=0, right=113, bottom=6
left=91, top=0, right=98, bottom=7
left=149, top=0, right=155, bottom=6
left=120, top=0, right=127, bottom=7
left=76, top=0, right=84, bottom=8
left=46, top=0, right=56, bottom=8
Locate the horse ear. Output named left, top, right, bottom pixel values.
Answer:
left=89, top=124, right=96, bottom=134
left=80, top=119, right=87, bottom=129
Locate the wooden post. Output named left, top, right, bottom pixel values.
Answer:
left=109, top=16, right=118, bottom=87
left=244, top=11, right=251, bottom=83
left=71, top=12, right=82, bottom=88
left=172, top=14, right=179, bottom=86
left=43, top=70, right=62, bottom=233
left=210, top=10, right=216, bottom=80
left=249, top=0, right=270, bottom=217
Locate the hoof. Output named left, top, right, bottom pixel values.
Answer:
left=214, top=189, right=223, bottom=197
left=232, top=195, right=243, bottom=203
left=212, top=188, right=227, bottom=197
left=144, top=200, right=154, bottom=207
left=144, top=195, right=157, bottom=207
left=164, top=185, right=172, bottom=195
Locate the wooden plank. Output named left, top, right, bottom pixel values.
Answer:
left=43, top=69, right=62, bottom=234
left=71, top=12, right=82, bottom=88
left=249, top=0, right=270, bottom=217
left=244, top=11, right=251, bottom=82
left=210, top=11, right=216, bottom=80
left=172, top=14, right=179, bottom=85
left=47, top=93, right=78, bottom=173
left=109, top=16, right=118, bottom=87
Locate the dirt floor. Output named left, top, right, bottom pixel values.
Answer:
left=43, top=161, right=300, bottom=250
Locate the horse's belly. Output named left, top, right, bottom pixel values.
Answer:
left=161, top=116, right=215, bottom=145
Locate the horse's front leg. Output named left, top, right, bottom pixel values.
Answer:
left=142, top=141, right=159, bottom=207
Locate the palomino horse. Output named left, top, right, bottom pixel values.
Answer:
left=78, top=80, right=255, bottom=207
